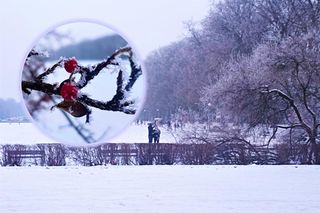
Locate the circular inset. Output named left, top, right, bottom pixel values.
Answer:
left=21, top=21, right=146, bottom=145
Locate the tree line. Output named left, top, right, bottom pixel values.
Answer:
left=144, top=0, right=320, bottom=164
left=0, top=99, right=25, bottom=121
left=50, top=34, right=127, bottom=60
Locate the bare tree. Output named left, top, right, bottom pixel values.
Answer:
left=68, top=146, right=104, bottom=166
left=204, top=34, right=320, bottom=164
left=255, top=0, right=320, bottom=39
left=44, top=144, right=66, bottom=166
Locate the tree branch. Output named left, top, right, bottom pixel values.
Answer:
left=274, top=124, right=302, bottom=129
left=260, top=87, right=311, bottom=134
left=76, top=47, right=132, bottom=89
left=36, top=59, right=63, bottom=81
left=293, top=58, right=317, bottom=126
left=22, top=46, right=141, bottom=117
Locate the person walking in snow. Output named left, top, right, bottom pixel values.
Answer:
left=152, top=123, right=161, bottom=143
left=148, top=123, right=154, bottom=143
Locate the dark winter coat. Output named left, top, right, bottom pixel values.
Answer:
left=148, top=124, right=154, bottom=136
left=152, top=127, right=161, bottom=138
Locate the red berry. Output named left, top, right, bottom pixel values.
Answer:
left=60, top=83, right=78, bottom=101
left=64, top=58, right=78, bottom=73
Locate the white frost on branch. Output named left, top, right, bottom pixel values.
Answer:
left=116, top=58, right=130, bottom=81
left=77, top=71, right=88, bottom=88
left=131, top=50, right=141, bottom=69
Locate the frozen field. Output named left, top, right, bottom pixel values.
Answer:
left=0, top=165, right=319, bottom=213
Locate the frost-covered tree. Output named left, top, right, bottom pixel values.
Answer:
left=144, top=40, right=213, bottom=119
left=255, top=0, right=320, bottom=39
left=201, top=0, right=268, bottom=56
left=203, top=34, right=320, bottom=164
left=142, top=0, right=320, bottom=163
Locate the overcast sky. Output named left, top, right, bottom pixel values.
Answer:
left=0, top=0, right=211, bottom=101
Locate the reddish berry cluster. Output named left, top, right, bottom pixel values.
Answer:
left=64, top=58, right=78, bottom=73
left=60, top=82, right=78, bottom=101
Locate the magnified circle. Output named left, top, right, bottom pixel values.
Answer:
left=20, top=21, right=146, bottom=145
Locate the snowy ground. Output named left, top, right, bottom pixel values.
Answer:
left=0, top=123, right=176, bottom=144
left=0, top=165, right=319, bottom=213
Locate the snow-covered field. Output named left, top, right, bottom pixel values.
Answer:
left=0, top=123, right=176, bottom=144
left=0, top=165, right=319, bottom=213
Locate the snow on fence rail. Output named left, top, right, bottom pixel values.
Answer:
left=0, top=143, right=318, bottom=166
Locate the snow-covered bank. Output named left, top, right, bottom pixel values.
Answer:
left=0, top=165, right=319, bottom=213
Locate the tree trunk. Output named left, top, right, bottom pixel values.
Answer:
left=307, top=135, right=318, bottom=164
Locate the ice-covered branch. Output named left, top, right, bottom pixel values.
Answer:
left=36, top=59, right=63, bottom=81
left=22, top=81, right=59, bottom=96
left=125, top=57, right=142, bottom=92
left=76, top=47, right=133, bottom=89
left=22, top=46, right=142, bottom=121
